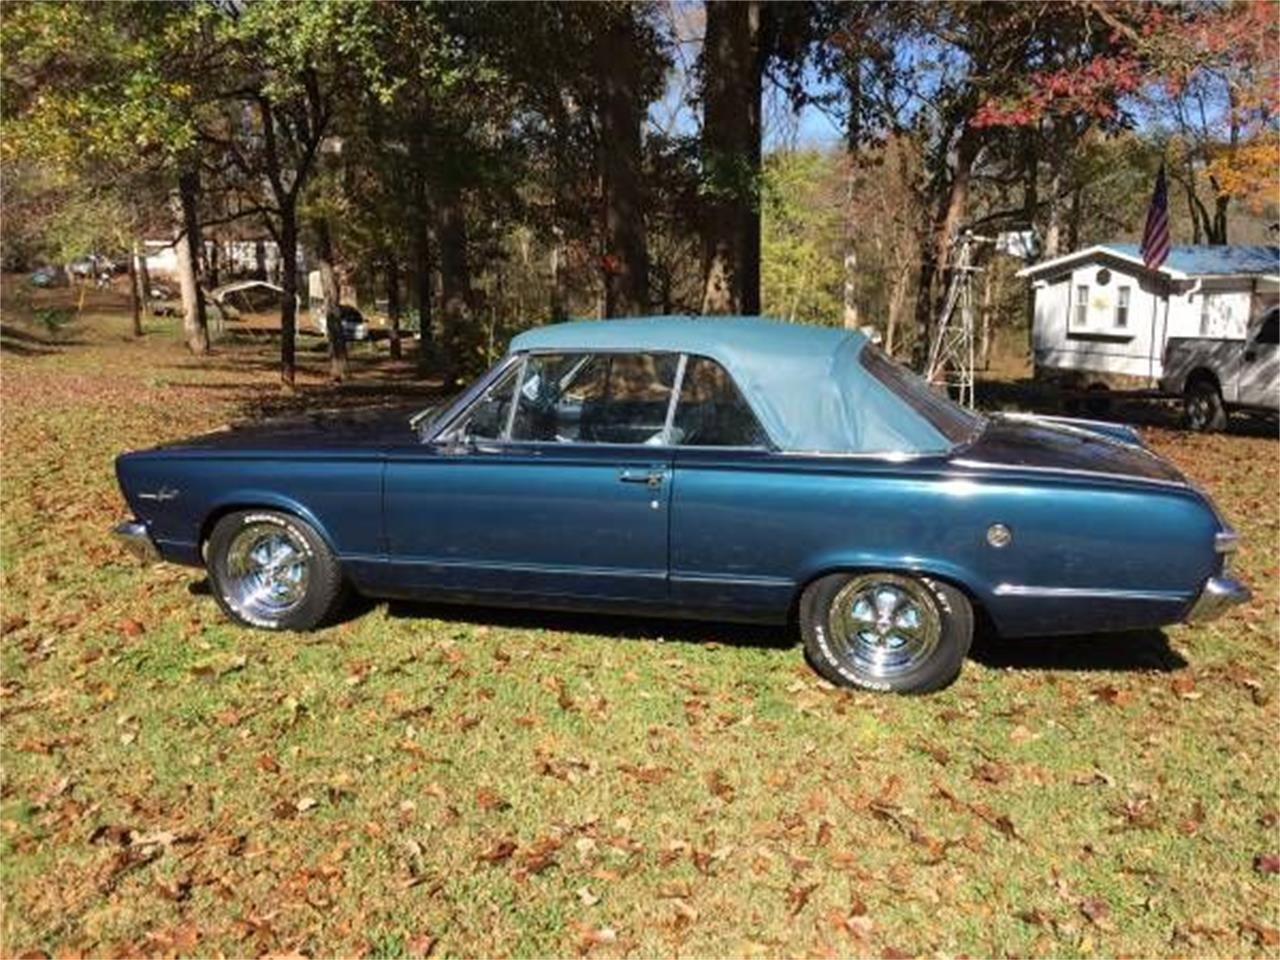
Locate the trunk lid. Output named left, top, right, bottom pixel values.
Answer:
left=956, top=415, right=1185, bottom=485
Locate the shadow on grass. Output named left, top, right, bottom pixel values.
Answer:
left=0, top=320, right=89, bottom=355
left=190, top=576, right=1188, bottom=673
left=971, top=628, right=1187, bottom=673
left=383, top=598, right=796, bottom=650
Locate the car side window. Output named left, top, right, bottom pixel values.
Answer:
left=510, top=352, right=678, bottom=444
left=459, top=364, right=521, bottom=441
left=672, top=356, right=768, bottom=447
left=1256, top=309, right=1279, bottom=345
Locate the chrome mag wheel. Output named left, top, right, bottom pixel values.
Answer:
left=224, top=522, right=311, bottom=621
left=828, top=573, right=942, bottom=681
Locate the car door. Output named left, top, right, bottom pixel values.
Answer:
left=667, top=355, right=791, bottom=617
left=1239, top=307, right=1279, bottom=408
left=382, top=350, right=679, bottom=602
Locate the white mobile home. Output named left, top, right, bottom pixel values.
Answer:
left=1018, top=243, right=1279, bottom=389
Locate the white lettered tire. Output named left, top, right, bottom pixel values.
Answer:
left=206, top=510, right=345, bottom=631
left=800, top=571, right=973, bottom=694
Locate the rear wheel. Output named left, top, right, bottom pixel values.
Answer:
left=800, top=571, right=973, bottom=694
left=206, top=510, right=345, bottom=630
left=1185, top=378, right=1227, bottom=432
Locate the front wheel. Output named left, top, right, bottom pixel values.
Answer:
left=799, top=571, right=973, bottom=694
left=1185, top=379, right=1227, bottom=432
left=206, top=510, right=346, bottom=630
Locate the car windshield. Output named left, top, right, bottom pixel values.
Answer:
left=858, top=344, right=985, bottom=446
left=409, top=390, right=463, bottom=433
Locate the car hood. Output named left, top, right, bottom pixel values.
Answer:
left=157, top=404, right=424, bottom=452
left=955, top=415, right=1185, bottom=485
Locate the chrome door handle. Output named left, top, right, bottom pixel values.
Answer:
left=618, top=469, right=664, bottom=488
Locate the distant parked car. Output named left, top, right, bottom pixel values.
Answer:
left=1161, top=306, right=1279, bottom=431
left=209, top=280, right=294, bottom=321
left=28, top=266, right=64, bottom=288
left=113, top=317, right=1249, bottom=694
left=331, top=304, right=368, bottom=342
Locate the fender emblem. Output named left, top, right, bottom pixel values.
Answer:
left=138, top=486, right=180, bottom=502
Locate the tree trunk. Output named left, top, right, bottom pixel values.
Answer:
left=410, top=230, right=432, bottom=376
left=436, top=181, right=475, bottom=384
left=598, top=11, right=649, bottom=318
left=842, top=62, right=861, bottom=330
left=980, top=265, right=993, bottom=370
left=1066, top=185, right=1082, bottom=251
left=549, top=226, right=567, bottom=320
left=386, top=256, right=402, bottom=361
left=133, top=240, right=151, bottom=319
left=912, top=128, right=979, bottom=367
left=279, top=208, right=298, bottom=390
left=254, top=239, right=267, bottom=280
left=313, top=217, right=348, bottom=382
left=207, top=240, right=220, bottom=288
left=699, top=0, right=762, bottom=315
left=127, top=246, right=143, bottom=337
left=175, top=171, right=209, bottom=355
left=886, top=262, right=911, bottom=357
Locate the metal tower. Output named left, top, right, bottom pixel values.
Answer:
left=924, top=231, right=992, bottom=409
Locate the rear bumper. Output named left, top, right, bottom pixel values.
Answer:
left=113, top=519, right=160, bottom=563
left=1184, top=575, right=1251, bottom=624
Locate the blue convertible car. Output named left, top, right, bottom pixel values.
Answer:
left=114, top=317, right=1249, bottom=692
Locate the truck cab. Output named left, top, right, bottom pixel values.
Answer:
left=1162, top=306, right=1279, bottom=431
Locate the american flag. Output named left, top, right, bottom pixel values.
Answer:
left=1140, top=164, right=1171, bottom=270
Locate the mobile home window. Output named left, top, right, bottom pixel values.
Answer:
left=1115, top=286, right=1130, bottom=328
left=1074, top=285, right=1089, bottom=326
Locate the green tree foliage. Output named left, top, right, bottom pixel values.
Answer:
left=760, top=151, right=843, bottom=325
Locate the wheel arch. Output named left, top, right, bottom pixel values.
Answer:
left=198, top=494, right=340, bottom=562
left=787, top=559, right=997, bottom=637
left=1185, top=366, right=1221, bottom=392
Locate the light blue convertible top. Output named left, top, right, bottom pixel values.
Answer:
left=509, top=316, right=953, bottom=455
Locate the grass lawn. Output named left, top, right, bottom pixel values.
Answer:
left=1, top=296, right=1277, bottom=958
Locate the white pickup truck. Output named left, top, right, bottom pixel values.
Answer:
left=1161, top=306, right=1279, bottom=431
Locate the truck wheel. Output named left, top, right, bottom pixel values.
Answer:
left=1185, top=379, right=1227, bottom=432
left=800, top=571, right=973, bottom=694
left=206, top=510, right=346, bottom=630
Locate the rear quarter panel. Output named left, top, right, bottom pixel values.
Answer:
left=670, top=450, right=1220, bottom=636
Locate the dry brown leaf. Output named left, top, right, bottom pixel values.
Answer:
left=477, top=838, right=518, bottom=864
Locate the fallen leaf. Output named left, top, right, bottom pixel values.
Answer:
left=475, top=788, right=510, bottom=812
left=1080, top=897, right=1110, bottom=924
left=576, top=885, right=600, bottom=906
left=1253, top=853, right=1280, bottom=874
left=1091, top=685, right=1132, bottom=707
left=1240, top=919, right=1280, bottom=947
left=406, top=932, right=437, bottom=958
left=477, top=838, right=517, bottom=864
left=706, top=769, right=735, bottom=803
left=1016, top=908, right=1054, bottom=927
left=972, top=762, right=1011, bottom=785
left=787, top=881, right=820, bottom=916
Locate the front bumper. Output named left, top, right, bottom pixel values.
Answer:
left=113, top=519, right=160, bottom=563
left=1184, top=575, right=1251, bottom=623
